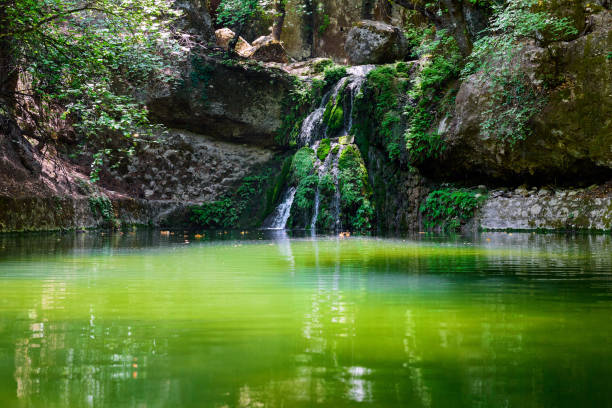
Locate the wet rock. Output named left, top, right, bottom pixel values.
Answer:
left=344, top=20, right=409, bottom=65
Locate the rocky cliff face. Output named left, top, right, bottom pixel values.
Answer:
left=280, top=0, right=416, bottom=62
left=441, top=10, right=612, bottom=182
left=1, top=0, right=610, bottom=233
left=147, top=55, right=294, bottom=147
left=0, top=55, right=288, bottom=232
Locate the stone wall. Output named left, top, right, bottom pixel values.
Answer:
left=109, top=130, right=274, bottom=202
left=476, top=186, right=612, bottom=231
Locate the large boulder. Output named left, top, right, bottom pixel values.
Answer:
left=440, top=10, right=612, bottom=182
left=344, top=20, right=409, bottom=65
left=249, top=36, right=289, bottom=63
left=215, top=28, right=254, bottom=57
left=146, top=54, right=294, bottom=147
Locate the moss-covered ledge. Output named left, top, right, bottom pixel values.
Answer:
left=0, top=195, right=196, bottom=232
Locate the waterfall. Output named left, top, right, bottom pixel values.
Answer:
left=298, top=108, right=324, bottom=147
left=264, top=65, right=375, bottom=231
left=262, top=187, right=297, bottom=229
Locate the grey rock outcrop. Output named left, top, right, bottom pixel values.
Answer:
left=147, top=54, right=294, bottom=147
left=344, top=20, right=409, bottom=65
left=440, top=10, right=612, bottom=181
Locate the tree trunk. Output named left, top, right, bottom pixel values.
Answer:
left=271, top=0, right=286, bottom=41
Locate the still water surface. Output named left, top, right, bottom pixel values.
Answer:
left=0, top=231, right=611, bottom=407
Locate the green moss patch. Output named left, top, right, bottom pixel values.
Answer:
left=317, top=139, right=331, bottom=161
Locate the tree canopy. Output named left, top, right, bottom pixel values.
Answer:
left=0, top=0, right=187, bottom=179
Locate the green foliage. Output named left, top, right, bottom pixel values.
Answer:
left=415, top=31, right=463, bottom=90
left=318, top=13, right=331, bottom=35
left=2, top=0, right=185, bottom=181
left=312, top=59, right=334, bottom=73
left=420, top=188, right=488, bottom=232
left=289, top=147, right=319, bottom=214
left=216, top=0, right=261, bottom=30
left=481, top=72, right=547, bottom=145
left=264, top=156, right=292, bottom=216
left=338, top=146, right=374, bottom=230
left=367, top=66, right=400, bottom=122
left=191, top=198, right=238, bottom=229
left=317, top=139, right=331, bottom=161
left=356, top=65, right=404, bottom=161
left=191, top=173, right=271, bottom=229
left=294, top=175, right=318, bottom=210
left=404, top=25, right=433, bottom=56
left=404, top=29, right=461, bottom=163
left=323, top=65, right=348, bottom=87
left=405, top=130, right=445, bottom=164
left=461, top=0, right=578, bottom=146
left=462, top=0, right=578, bottom=75
left=89, top=194, right=117, bottom=228
left=276, top=79, right=320, bottom=146
left=291, top=147, right=316, bottom=182
left=322, top=97, right=344, bottom=134
left=395, top=61, right=412, bottom=76
left=381, top=112, right=402, bottom=161
left=312, top=172, right=336, bottom=229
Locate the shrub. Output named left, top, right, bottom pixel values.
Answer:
left=404, top=29, right=462, bottom=162
left=191, top=198, right=238, bottom=229
left=294, top=175, right=318, bottom=210
left=291, top=147, right=316, bottom=182
left=324, top=65, right=348, bottom=87
left=312, top=58, right=334, bottom=73
left=191, top=173, right=271, bottom=228
left=420, top=188, right=488, bottom=232
left=276, top=79, right=321, bottom=147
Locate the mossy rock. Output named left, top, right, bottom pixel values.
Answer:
left=323, top=98, right=344, bottom=134
left=312, top=58, right=334, bottom=73
left=291, top=147, right=316, bottom=182
left=317, top=139, right=331, bottom=161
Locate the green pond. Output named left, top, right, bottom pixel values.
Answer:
left=0, top=231, right=611, bottom=408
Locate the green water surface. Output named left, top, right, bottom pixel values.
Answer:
left=0, top=231, right=611, bottom=407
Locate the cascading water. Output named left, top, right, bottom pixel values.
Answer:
left=265, top=65, right=375, bottom=231
left=262, top=187, right=296, bottom=229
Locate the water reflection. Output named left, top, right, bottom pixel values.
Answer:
left=0, top=232, right=611, bottom=407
